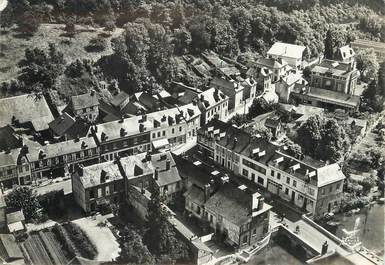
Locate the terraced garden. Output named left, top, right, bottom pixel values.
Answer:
left=21, top=223, right=97, bottom=265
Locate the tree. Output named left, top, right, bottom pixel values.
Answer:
left=356, top=49, right=379, bottom=82
left=172, top=27, right=191, bottom=55
left=18, top=43, right=65, bottom=95
left=378, top=62, right=385, bottom=96
left=247, top=97, right=277, bottom=119
left=85, top=38, right=107, bottom=53
left=118, top=227, right=155, bottom=265
left=18, top=43, right=65, bottom=93
left=297, top=115, right=349, bottom=162
left=16, top=11, right=40, bottom=35
left=5, top=186, right=41, bottom=221
left=144, top=185, right=190, bottom=261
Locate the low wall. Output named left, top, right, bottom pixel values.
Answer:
left=301, top=214, right=353, bottom=252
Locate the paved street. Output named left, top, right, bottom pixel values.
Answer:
left=34, top=179, right=72, bottom=195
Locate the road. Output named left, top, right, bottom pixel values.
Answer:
left=34, top=179, right=72, bottom=195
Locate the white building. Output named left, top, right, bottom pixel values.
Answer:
left=267, top=42, right=306, bottom=69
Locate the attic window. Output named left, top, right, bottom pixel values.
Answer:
left=219, top=132, right=226, bottom=138
left=252, top=148, right=260, bottom=155
left=258, top=150, right=266, bottom=157
left=238, top=185, right=247, bottom=191
left=275, top=157, right=284, bottom=164
left=213, top=129, right=220, bottom=135
left=308, top=171, right=316, bottom=177
left=193, top=161, right=202, bottom=166
left=207, top=127, right=214, bottom=132
left=211, top=170, right=220, bottom=176
left=291, top=163, right=301, bottom=171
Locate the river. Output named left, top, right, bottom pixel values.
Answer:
left=333, top=203, right=384, bottom=257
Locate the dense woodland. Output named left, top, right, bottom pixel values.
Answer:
left=1, top=0, right=385, bottom=101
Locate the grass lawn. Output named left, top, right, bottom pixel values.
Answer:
left=73, top=215, right=120, bottom=262
left=0, top=23, right=123, bottom=83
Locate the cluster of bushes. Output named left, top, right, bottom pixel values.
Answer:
left=341, top=193, right=371, bottom=212
left=52, top=223, right=97, bottom=260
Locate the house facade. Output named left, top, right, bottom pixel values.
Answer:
left=267, top=42, right=306, bottom=69
left=69, top=91, right=99, bottom=122
left=196, top=88, right=229, bottom=126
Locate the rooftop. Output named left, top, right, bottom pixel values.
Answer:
left=311, top=59, right=355, bottom=77
left=205, top=182, right=271, bottom=226
left=338, top=45, right=355, bottom=61
left=268, top=150, right=345, bottom=187
left=197, top=87, right=228, bottom=111
left=110, top=91, right=130, bottom=108
left=151, top=152, right=181, bottom=187
left=48, top=112, right=76, bottom=137
left=292, top=85, right=360, bottom=109
left=27, top=136, right=97, bottom=162
left=0, top=126, right=22, bottom=152
left=0, top=94, right=54, bottom=131
left=6, top=210, right=25, bottom=224
left=351, top=39, right=385, bottom=50
left=78, top=160, right=122, bottom=189
left=71, top=92, right=99, bottom=110
left=267, top=42, right=306, bottom=59
left=0, top=234, right=23, bottom=260
left=256, top=57, right=288, bottom=69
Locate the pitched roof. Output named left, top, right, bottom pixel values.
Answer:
left=152, top=152, right=181, bottom=187
left=110, top=91, right=130, bottom=108
left=311, top=59, right=355, bottom=77
left=292, top=86, right=360, bottom=109
left=71, top=92, right=98, bottom=110
left=0, top=126, right=22, bottom=152
left=184, top=185, right=205, bottom=206
left=197, top=87, right=228, bottom=111
left=0, top=234, right=23, bottom=260
left=317, top=163, right=346, bottom=187
left=79, top=160, right=122, bottom=189
left=267, top=42, right=306, bottom=59
left=204, top=182, right=270, bottom=226
left=27, top=137, right=97, bottom=162
left=0, top=94, right=54, bottom=131
left=49, top=112, right=76, bottom=136
left=256, top=57, right=287, bottom=69
left=6, top=210, right=25, bottom=224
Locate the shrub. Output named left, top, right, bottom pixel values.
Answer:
left=63, top=223, right=97, bottom=259
left=85, top=38, right=107, bottom=53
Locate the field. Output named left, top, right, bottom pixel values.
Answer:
left=22, top=230, right=71, bottom=265
left=0, top=23, right=123, bottom=83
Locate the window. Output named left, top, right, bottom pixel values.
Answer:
left=157, top=132, right=161, bottom=137
left=152, top=133, right=156, bottom=138
left=285, top=188, right=289, bottom=195
left=277, top=173, right=281, bottom=180
left=293, top=180, right=297, bottom=187
left=257, top=176, right=264, bottom=185
left=84, top=150, right=89, bottom=157
left=308, top=188, right=315, bottom=196
left=179, top=126, right=182, bottom=132
left=242, top=235, right=248, bottom=244
left=162, top=131, right=165, bottom=136
left=242, top=169, right=249, bottom=177
left=321, top=188, right=325, bottom=195
left=76, top=152, right=81, bottom=159
left=286, top=177, right=290, bottom=184
left=336, top=183, right=341, bottom=190
left=89, top=190, right=95, bottom=199
left=7, top=169, right=12, bottom=175
left=172, top=128, right=175, bottom=134
left=97, top=188, right=102, bottom=198
left=329, top=186, right=333, bottom=193
left=106, top=186, right=110, bottom=196
left=25, top=165, right=29, bottom=171
left=252, top=228, right=257, bottom=235
left=242, top=159, right=266, bottom=174
left=271, top=170, right=275, bottom=177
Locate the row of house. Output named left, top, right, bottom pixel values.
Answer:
left=197, top=119, right=346, bottom=218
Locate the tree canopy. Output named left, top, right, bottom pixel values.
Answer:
left=5, top=186, right=42, bottom=221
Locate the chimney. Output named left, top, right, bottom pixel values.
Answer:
left=94, top=125, right=98, bottom=133
left=154, top=167, right=159, bottom=180
left=100, top=170, right=107, bottom=183
left=139, top=123, right=145, bottom=132
left=165, top=159, right=171, bottom=171
left=81, top=141, right=88, bottom=149
left=145, top=152, right=151, bottom=162
left=119, top=116, right=124, bottom=123
left=200, top=95, right=204, bottom=101
left=257, top=197, right=264, bottom=211
left=77, top=164, right=84, bottom=176
left=251, top=192, right=259, bottom=215
left=142, top=114, right=147, bottom=122
left=120, top=128, right=126, bottom=137
left=90, top=90, right=95, bottom=96
left=204, top=183, right=211, bottom=202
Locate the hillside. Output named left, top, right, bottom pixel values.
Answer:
left=0, top=24, right=123, bottom=83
